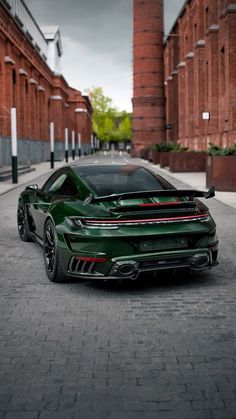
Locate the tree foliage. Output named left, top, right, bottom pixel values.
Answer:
left=87, top=87, right=132, bottom=142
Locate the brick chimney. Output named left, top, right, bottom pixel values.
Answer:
left=132, top=0, right=166, bottom=156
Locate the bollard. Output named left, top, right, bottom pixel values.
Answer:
left=91, top=134, right=94, bottom=155
left=65, top=128, right=68, bottom=163
left=11, top=108, right=18, bottom=184
left=50, top=122, right=54, bottom=169
left=72, top=130, right=75, bottom=160
left=78, top=133, right=81, bottom=157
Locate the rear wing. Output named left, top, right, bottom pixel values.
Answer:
left=84, top=186, right=215, bottom=204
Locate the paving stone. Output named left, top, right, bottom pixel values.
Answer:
left=210, top=409, right=236, bottom=419
left=4, top=413, right=39, bottom=419
left=143, top=411, right=211, bottom=419
left=0, top=156, right=236, bottom=418
left=39, top=411, right=74, bottom=419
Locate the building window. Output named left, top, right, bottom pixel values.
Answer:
left=56, top=41, right=62, bottom=57
left=185, top=36, right=188, bottom=54
left=206, top=61, right=209, bottom=108
left=205, top=7, right=209, bottom=31
left=171, top=49, right=174, bottom=73
left=219, top=0, right=226, bottom=15
left=12, top=69, right=17, bottom=107
left=25, top=79, right=28, bottom=94
left=220, top=46, right=225, bottom=95
left=194, top=23, right=198, bottom=44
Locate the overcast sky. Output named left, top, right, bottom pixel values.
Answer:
left=25, top=0, right=185, bottom=111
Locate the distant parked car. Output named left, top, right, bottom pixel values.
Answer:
left=17, top=164, right=218, bottom=282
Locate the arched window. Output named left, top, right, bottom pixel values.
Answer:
left=30, top=84, right=36, bottom=138
left=39, top=91, right=45, bottom=139
left=23, top=79, right=29, bottom=138
left=25, top=79, right=28, bottom=94
left=221, top=47, right=225, bottom=96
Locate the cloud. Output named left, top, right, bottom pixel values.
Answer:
left=62, top=37, right=133, bottom=111
left=25, top=0, right=185, bottom=110
left=164, top=0, right=185, bottom=34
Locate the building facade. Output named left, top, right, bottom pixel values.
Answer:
left=132, top=0, right=166, bottom=156
left=0, top=0, right=92, bottom=168
left=165, top=0, right=236, bottom=150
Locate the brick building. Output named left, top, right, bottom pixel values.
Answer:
left=0, top=0, right=92, bottom=168
left=132, top=0, right=166, bottom=155
left=165, top=0, right=236, bottom=150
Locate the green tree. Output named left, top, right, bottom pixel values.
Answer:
left=117, top=113, right=132, bottom=142
left=87, top=87, right=132, bottom=143
left=89, top=87, right=113, bottom=113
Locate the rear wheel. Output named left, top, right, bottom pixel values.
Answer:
left=43, top=219, right=67, bottom=283
left=17, top=202, right=31, bottom=242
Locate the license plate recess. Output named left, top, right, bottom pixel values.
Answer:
left=140, top=237, right=188, bottom=252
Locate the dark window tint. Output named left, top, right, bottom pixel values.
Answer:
left=42, top=171, right=78, bottom=196
left=42, top=172, right=67, bottom=194
left=58, top=177, right=78, bottom=196
left=75, top=165, right=169, bottom=196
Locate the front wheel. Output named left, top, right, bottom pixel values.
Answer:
left=17, top=202, right=31, bottom=242
left=43, top=219, right=67, bottom=283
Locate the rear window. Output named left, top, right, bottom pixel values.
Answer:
left=74, top=165, right=169, bottom=196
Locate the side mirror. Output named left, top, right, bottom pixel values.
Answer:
left=26, top=184, right=38, bottom=192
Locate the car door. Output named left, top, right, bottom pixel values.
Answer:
left=29, top=169, right=68, bottom=239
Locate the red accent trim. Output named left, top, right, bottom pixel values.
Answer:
left=75, top=257, right=108, bottom=262
left=139, top=202, right=183, bottom=207
left=85, top=214, right=208, bottom=224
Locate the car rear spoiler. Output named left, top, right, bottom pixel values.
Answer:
left=84, top=186, right=215, bottom=204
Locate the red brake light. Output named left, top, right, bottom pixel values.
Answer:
left=75, top=256, right=107, bottom=263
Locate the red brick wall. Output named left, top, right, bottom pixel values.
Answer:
left=0, top=2, right=92, bottom=162
left=164, top=0, right=236, bottom=150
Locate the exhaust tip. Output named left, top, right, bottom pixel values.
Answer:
left=191, top=253, right=210, bottom=269
left=118, top=264, right=136, bottom=276
left=110, top=261, right=139, bottom=277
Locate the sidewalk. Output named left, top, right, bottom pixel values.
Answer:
left=0, top=155, right=235, bottom=210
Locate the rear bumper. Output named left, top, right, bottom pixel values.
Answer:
left=66, top=245, right=219, bottom=280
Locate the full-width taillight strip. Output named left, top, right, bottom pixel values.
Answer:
left=83, top=213, right=209, bottom=227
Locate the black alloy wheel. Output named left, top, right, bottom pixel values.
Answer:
left=43, top=219, right=67, bottom=283
left=44, top=222, right=56, bottom=275
left=17, top=202, right=31, bottom=242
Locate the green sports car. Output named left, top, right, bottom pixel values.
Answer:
left=17, top=164, right=219, bottom=282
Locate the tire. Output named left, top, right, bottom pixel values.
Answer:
left=17, top=202, right=32, bottom=242
left=43, top=219, right=67, bottom=283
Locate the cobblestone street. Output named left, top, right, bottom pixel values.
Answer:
left=0, top=155, right=236, bottom=419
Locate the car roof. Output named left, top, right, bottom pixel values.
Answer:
left=70, top=163, right=141, bottom=170
left=69, top=164, right=174, bottom=191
